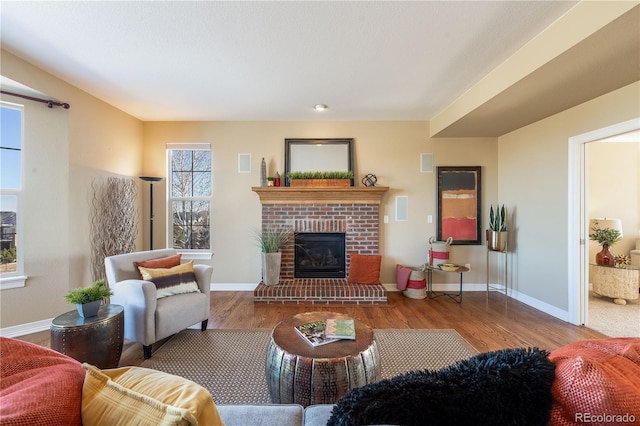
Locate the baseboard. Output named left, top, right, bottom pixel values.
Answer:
left=0, top=318, right=54, bottom=338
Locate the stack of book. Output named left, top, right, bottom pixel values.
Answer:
left=294, top=318, right=356, bottom=347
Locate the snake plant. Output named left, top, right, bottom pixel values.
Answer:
left=489, top=204, right=507, bottom=232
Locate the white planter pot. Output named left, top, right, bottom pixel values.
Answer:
left=262, top=252, right=282, bottom=286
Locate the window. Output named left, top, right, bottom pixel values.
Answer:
left=167, top=143, right=212, bottom=253
left=0, top=102, right=25, bottom=287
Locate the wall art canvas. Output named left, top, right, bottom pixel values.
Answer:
left=437, top=166, right=481, bottom=245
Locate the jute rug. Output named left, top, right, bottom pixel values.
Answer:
left=141, top=328, right=477, bottom=405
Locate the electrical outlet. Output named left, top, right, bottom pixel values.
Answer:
left=383, top=215, right=389, bottom=224
left=427, top=215, right=433, bottom=223
left=465, top=263, right=471, bottom=271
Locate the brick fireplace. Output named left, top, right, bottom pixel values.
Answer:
left=252, top=187, right=389, bottom=304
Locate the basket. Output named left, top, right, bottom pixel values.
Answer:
left=402, top=288, right=427, bottom=299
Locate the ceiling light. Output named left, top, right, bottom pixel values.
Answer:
left=314, top=104, right=328, bottom=111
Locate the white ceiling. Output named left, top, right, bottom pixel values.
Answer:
left=0, top=1, right=580, bottom=122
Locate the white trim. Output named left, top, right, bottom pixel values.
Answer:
left=0, top=317, right=53, bottom=338
left=0, top=275, right=27, bottom=290
left=165, top=142, right=211, bottom=150
left=179, top=251, right=213, bottom=261
left=568, top=117, right=640, bottom=325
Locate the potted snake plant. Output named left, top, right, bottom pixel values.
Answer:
left=487, top=204, right=508, bottom=252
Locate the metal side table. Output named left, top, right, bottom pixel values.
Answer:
left=50, top=304, right=124, bottom=368
left=426, top=265, right=469, bottom=303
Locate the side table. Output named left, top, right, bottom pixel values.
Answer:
left=265, top=311, right=380, bottom=407
left=50, top=304, right=124, bottom=368
left=590, top=264, right=640, bottom=305
left=426, top=265, right=469, bottom=303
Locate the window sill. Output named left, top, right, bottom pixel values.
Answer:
left=0, top=275, right=27, bottom=290
left=178, top=252, right=213, bottom=261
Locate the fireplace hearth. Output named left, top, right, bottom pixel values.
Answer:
left=295, top=232, right=345, bottom=278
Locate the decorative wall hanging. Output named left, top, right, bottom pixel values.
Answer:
left=437, top=166, right=482, bottom=245
left=90, top=176, right=137, bottom=282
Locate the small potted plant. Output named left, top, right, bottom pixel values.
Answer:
left=64, top=279, right=113, bottom=318
left=589, top=220, right=621, bottom=266
left=487, top=204, right=508, bottom=251
left=252, top=224, right=291, bottom=285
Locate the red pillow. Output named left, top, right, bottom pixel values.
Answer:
left=135, top=254, right=182, bottom=278
left=548, top=338, right=640, bottom=426
left=0, top=337, right=86, bottom=426
left=396, top=264, right=412, bottom=290
left=347, top=254, right=382, bottom=284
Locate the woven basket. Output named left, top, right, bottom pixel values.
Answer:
left=289, top=179, right=351, bottom=188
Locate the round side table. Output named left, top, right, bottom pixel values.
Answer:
left=266, top=311, right=380, bottom=407
left=50, top=304, right=124, bottom=369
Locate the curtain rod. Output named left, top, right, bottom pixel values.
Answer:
left=1, top=90, right=70, bottom=109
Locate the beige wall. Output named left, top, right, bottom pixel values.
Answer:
left=142, top=121, right=498, bottom=285
left=499, top=81, right=640, bottom=312
left=588, top=141, right=640, bottom=262
left=0, top=50, right=143, bottom=328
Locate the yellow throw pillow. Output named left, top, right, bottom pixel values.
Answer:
left=137, top=261, right=200, bottom=299
left=82, top=364, right=224, bottom=426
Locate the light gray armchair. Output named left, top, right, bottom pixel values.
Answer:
left=104, top=249, right=213, bottom=359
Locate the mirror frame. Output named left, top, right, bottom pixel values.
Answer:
left=284, top=138, right=355, bottom=186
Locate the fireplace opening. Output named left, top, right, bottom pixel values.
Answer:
left=294, top=232, right=346, bottom=278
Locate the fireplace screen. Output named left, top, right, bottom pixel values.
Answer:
left=294, top=232, right=346, bottom=278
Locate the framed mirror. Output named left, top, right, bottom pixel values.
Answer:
left=284, top=138, right=355, bottom=186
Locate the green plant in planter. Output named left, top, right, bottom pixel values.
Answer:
left=489, top=204, right=507, bottom=232
left=64, top=279, right=113, bottom=305
left=252, top=224, right=291, bottom=253
left=589, top=220, right=621, bottom=247
left=286, top=170, right=354, bottom=180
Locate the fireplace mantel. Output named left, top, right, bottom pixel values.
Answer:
left=252, top=186, right=389, bottom=204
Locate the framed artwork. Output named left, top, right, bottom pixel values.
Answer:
left=437, top=166, right=482, bottom=245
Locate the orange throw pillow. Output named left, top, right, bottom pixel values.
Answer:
left=347, top=254, right=381, bottom=284
left=135, top=254, right=182, bottom=278
left=548, top=337, right=640, bottom=426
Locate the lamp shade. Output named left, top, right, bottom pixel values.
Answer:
left=590, top=218, right=623, bottom=238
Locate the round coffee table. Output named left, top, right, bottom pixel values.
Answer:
left=265, top=311, right=380, bottom=407
left=50, top=304, right=124, bottom=368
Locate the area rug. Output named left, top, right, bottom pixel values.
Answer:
left=140, top=328, right=477, bottom=405
left=588, top=291, right=640, bottom=337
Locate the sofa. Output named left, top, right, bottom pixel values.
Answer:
left=1, top=336, right=639, bottom=425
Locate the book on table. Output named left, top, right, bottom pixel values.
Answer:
left=294, top=320, right=340, bottom=347
left=325, top=318, right=356, bottom=340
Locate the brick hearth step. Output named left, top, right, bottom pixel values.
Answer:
left=253, top=279, right=387, bottom=305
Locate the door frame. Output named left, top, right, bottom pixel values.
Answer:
left=568, top=118, right=640, bottom=325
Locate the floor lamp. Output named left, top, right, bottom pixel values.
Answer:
left=140, top=176, right=163, bottom=250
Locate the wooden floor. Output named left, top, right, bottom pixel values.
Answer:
left=16, top=290, right=605, bottom=367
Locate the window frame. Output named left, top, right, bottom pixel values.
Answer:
left=0, top=102, right=26, bottom=289
left=166, top=143, right=213, bottom=259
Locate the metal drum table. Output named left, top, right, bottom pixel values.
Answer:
left=50, top=304, right=124, bottom=368
left=266, top=311, right=380, bottom=407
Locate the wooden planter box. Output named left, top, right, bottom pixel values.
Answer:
left=289, top=179, right=351, bottom=188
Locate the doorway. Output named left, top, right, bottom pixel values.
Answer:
left=568, top=118, right=640, bottom=328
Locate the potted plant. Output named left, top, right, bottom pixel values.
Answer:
left=589, top=220, right=621, bottom=266
left=487, top=204, right=508, bottom=252
left=287, top=171, right=354, bottom=187
left=64, top=279, right=113, bottom=318
left=253, top=224, right=291, bottom=285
